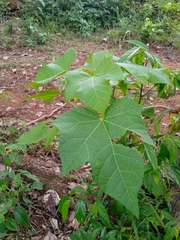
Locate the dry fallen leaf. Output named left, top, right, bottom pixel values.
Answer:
left=50, top=218, right=60, bottom=233
left=44, top=231, right=57, bottom=240
left=12, top=68, right=17, bottom=73
left=55, top=167, right=61, bottom=174
left=43, top=190, right=61, bottom=206
left=67, top=211, right=79, bottom=231
left=67, top=182, right=87, bottom=190
left=6, top=107, right=12, bottom=111
left=101, top=37, right=108, bottom=43
left=0, top=164, right=12, bottom=172
left=3, top=56, right=9, bottom=60
left=43, top=190, right=60, bottom=216
left=36, top=111, right=43, bottom=117
left=31, top=236, right=42, bottom=240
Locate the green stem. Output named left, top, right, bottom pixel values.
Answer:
left=139, top=84, right=143, bottom=104
left=129, top=212, right=139, bottom=240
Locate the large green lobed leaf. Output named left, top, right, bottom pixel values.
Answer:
left=118, top=62, right=172, bottom=85
left=64, top=53, right=124, bottom=115
left=64, top=69, right=112, bottom=115
left=92, top=143, right=143, bottom=217
left=83, top=50, right=112, bottom=71
left=34, top=49, right=76, bottom=84
left=53, top=97, right=153, bottom=216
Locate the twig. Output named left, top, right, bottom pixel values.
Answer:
left=150, top=105, right=180, bottom=113
left=142, top=85, right=156, bottom=97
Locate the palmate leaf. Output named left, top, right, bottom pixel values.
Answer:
left=34, top=49, right=76, bottom=84
left=83, top=50, right=112, bottom=71
left=64, top=69, right=112, bottom=115
left=120, top=41, right=162, bottom=68
left=93, top=143, right=143, bottom=217
left=53, top=97, right=153, bottom=216
left=117, top=62, right=172, bottom=85
left=64, top=56, right=123, bottom=115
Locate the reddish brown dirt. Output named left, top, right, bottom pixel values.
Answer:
left=0, top=38, right=180, bottom=239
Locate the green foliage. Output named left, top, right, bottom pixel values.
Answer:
left=33, top=48, right=76, bottom=84
left=1, top=0, right=180, bottom=47
left=0, top=168, right=43, bottom=236
left=17, top=120, right=59, bottom=148
left=0, top=21, right=15, bottom=49
left=106, top=0, right=180, bottom=46
left=22, top=19, right=51, bottom=47
left=54, top=100, right=147, bottom=217
left=0, top=118, right=27, bottom=165
left=19, top=41, right=180, bottom=238
left=0, top=115, right=44, bottom=236
left=0, top=0, right=10, bottom=17
left=138, top=0, right=180, bottom=46
left=0, top=90, right=12, bottom=101
left=140, top=17, right=164, bottom=41
left=58, top=176, right=180, bottom=239
left=20, top=0, right=128, bottom=36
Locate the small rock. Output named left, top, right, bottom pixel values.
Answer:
left=101, top=37, right=108, bottom=43
left=21, top=53, right=29, bottom=56
left=0, top=164, right=12, bottom=172
left=6, top=107, right=12, bottom=111
left=3, top=56, right=9, bottom=60
left=55, top=167, right=61, bottom=174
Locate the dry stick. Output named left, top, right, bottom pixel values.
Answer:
left=142, top=85, right=156, bottom=98
left=27, top=104, right=66, bottom=126
left=151, top=105, right=180, bottom=113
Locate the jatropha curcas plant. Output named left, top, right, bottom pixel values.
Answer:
left=21, top=40, right=174, bottom=218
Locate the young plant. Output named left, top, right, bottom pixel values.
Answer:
left=0, top=0, right=10, bottom=17
left=20, top=41, right=179, bottom=238
left=25, top=41, right=171, bottom=214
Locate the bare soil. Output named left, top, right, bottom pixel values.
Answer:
left=0, top=37, right=180, bottom=239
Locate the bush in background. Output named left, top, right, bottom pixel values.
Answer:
left=0, top=0, right=180, bottom=47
